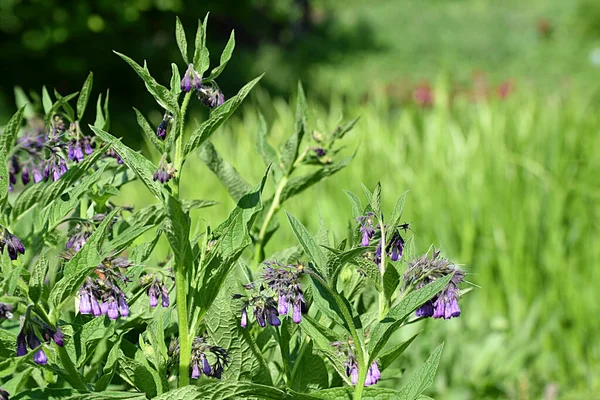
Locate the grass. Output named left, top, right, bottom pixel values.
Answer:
left=118, top=79, right=600, bottom=398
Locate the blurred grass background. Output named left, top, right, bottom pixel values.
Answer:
left=3, top=0, right=600, bottom=398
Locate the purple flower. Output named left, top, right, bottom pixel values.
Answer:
left=180, top=64, right=202, bottom=93
left=153, top=162, right=176, bottom=184
left=388, top=231, right=404, bottom=262
left=277, top=292, right=289, bottom=315
left=198, top=86, right=225, bottom=108
left=33, top=349, right=47, bottom=365
left=156, top=117, right=171, bottom=141
left=314, top=147, right=327, bottom=157
left=148, top=285, right=158, bottom=308
left=32, top=168, right=43, bottom=183
left=0, top=230, right=25, bottom=261
left=415, top=301, right=434, bottom=318
left=240, top=307, right=247, bottom=328
left=201, top=355, right=211, bottom=375
left=357, top=213, right=376, bottom=247
left=107, top=300, right=119, bottom=320
left=254, top=308, right=266, bottom=328
left=188, top=336, right=229, bottom=380
left=433, top=284, right=461, bottom=320
left=16, top=333, right=27, bottom=356
left=267, top=307, right=281, bottom=327
left=292, top=301, right=302, bottom=324
left=21, top=166, right=30, bottom=185
left=52, top=327, right=64, bottom=347
left=142, top=275, right=170, bottom=309
left=91, top=297, right=102, bottom=316
left=262, top=262, right=307, bottom=324
left=118, top=296, right=129, bottom=318
left=191, top=362, right=201, bottom=379
left=161, top=285, right=170, bottom=308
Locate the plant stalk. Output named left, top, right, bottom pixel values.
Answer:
left=253, top=175, right=289, bottom=266
left=378, top=221, right=387, bottom=320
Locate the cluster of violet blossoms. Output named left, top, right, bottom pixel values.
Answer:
left=404, top=250, right=465, bottom=320
left=140, top=273, right=170, bottom=308
left=180, top=64, right=225, bottom=108
left=0, top=303, right=13, bottom=320
left=78, top=256, right=132, bottom=320
left=16, top=314, right=64, bottom=364
left=7, top=116, right=99, bottom=192
left=333, top=341, right=381, bottom=386
left=236, top=261, right=307, bottom=328
left=168, top=336, right=229, bottom=379
left=357, top=212, right=406, bottom=266
left=0, top=228, right=25, bottom=261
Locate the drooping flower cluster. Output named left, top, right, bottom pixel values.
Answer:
left=357, top=213, right=407, bottom=267
left=65, top=224, right=91, bottom=253
left=180, top=64, right=225, bottom=108
left=7, top=116, right=100, bottom=192
left=333, top=341, right=381, bottom=386
left=403, top=250, right=465, bottom=320
left=0, top=228, right=25, bottom=261
left=156, top=114, right=173, bottom=141
left=153, top=156, right=177, bottom=184
left=78, top=256, right=132, bottom=320
left=236, top=261, right=308, bottom=328
left=16, top=314, right=64, bottom=365
left=0, top=303, right=13, bottom=320
left=357, top=212, right=376, bottom=246
left=140, top=273, right=170, bottom=308
left=168, top=336, right=229, bottom=379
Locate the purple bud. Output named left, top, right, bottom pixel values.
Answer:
left=107, top=301, right=119, bottom=320
left=91, top=297, right=102, bottom=316
left=79, top=292, right=92, bottom=314
left=180, top=64, right=195, bottom=93
left=416, top=301, right=434, bottom=318
left=433, top=300, right=445, bottom=319
left=350, top=366, right=359, bottom=385
left=267, top=307, right=281, bottom=327
left=240, top=307, right=247, bottom=328
left=53, top=327, right=64, bottom=347
left=21, top=166, right=30, bottom=185
left=292, top=302, right=302, bottom=324
left=202, top=355, right=211, bottom=375
left=33, top=168, right=43, bottom=183
left=191, top=362, right=200, bottom=379
left=277, top=293, right=289, bottom=315
left=156, top=119, right=169, bottom=140
left=27, top=332, right=41, bottom=350
left=34, top=349, right=47, bottom=365
left=361, top=232, right=370, bottom=247
left=148, top=286, right=158, bottom=308
left=118, top=296, right=129, bottom=318
left=84, top=138, right=93, bottom=155
left=16, top=333, right=27, bottom=356
left=255, top=309, right=266, bottom=328
left=371, top=362, right=381, bottom=382
left=74, top=143, right=84, bottom=163
left=161, top=285, right=170, bottom=308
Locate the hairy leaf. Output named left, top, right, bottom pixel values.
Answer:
left=199, top=141, right=252, bottom=201
left=77, top=72, right=93, bottom=120
left=281, top=82, right=307, bottom=173
left=0, top=105, right=26, bottom=155
left=175, top=16, right=189, bottom=64
left=286, top=212, right=328, bottom=278
left=193, top=14, right=211, bottom=76
left=378, top=332, right=420, bottom=371
left=208, top=30, right=235, bottom=80
left=134, top=107, right=164, bottom=154
left=397, top=343, right=444, bottom=400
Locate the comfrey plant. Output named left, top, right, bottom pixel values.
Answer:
left=0, top=14, right=472, bottom=400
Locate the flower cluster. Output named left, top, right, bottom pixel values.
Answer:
left=403, top=250, right=465, bottom=320
left=168, top=336, right=229, bottom=379
left=236, top=261, right=308, bottom=328
left=357, top=213, right=407, bottom=267
left=180, top=64, right=225, bottom=108
left=153, top=162, right=177, bottom=184
left=0, top=303, right=13, bottom=320
left=7, top=116, right=100, bottom=192
left=333, top=341, right=381, bottom=386
left=140, top=274, right=170, bottom=308
left=0, top=229, right=25, bottom=261
left=16, top=314, right=64, bottom=365
left=156, top=114, right=173, bottom=141
left=66, top=224, right=92, bottom=252
left=78, top=256, right=132, bottom=320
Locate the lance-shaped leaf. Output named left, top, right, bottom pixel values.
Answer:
left=49, top=208, right=120, bottom=311
left=170, top=63, right=181, bottom=96
left=388, top=190, right=409, bottom=239
left=104, top=203, right=166, bottom=254
left=162, top=195, right=193, bottom=275
left=332, top=116, right=360, bottom=141
left=0, top=149, right=7, bottom=207
left=29, top=255, right=49, bottom=303
left=42, top=86, right=53, bottom=114
left=175, top=16, right=189, bottom=64
left=370, top=181, right=382, bottom=218
left=153, top=382, right=317, bottom=400
left=77, top=72, right=93, bottom=120
left=280, top=82, right=307, bottom=173
left=254, top=112, right=281, bottom=179
left=344, top=190, right=363, bottom=219
left=53, top=89, right=77, bottom=122
left=312, top=387, right=407, bottom=399
left=193, top=14, right=210, bottom=76
left=114, top=51, right=179, bottom=114
left=367, top=274, right=452, bottom=364
left=133, top=108, right=164, bottom=154
left=90, top=125, right=165, bottom=201
left=14, top=87, right=35, bottom=119
left=207, top=30, right=235, bottom=80
left=279, top=151, right=356, bottom=204
left=199, top=141, right=251, bottom=202
left=327, top=245, right=373, bottom=284
left=0, top=105, right=25, bottom=155
left=183, top=75, right=263, bottom=159
left=286, top=212, right=328, bottom=278
left=378, top=331, right=420, bottom=371
left=397, top=343, right=444, bottom=400
left=193, top=167, right=268, bottom=313
left=94, top=93, right=105, bottom=129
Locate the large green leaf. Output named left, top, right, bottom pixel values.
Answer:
left=163, top=196, right=193, bottom=275
left=77, top=72, right=93, bottom=120
left=11, top=389, right=145, bottom=400
left=207, top=30, right=235, bottom=80
left=280, top=82, right=307, bottom=173
left=378, top=332, right=420, bottom=371
left=175, top=16, right=189, bottom=64
left=0, top=105, right=26, bottom=154
left=133, top=107, right=164, bottom=154
left=183, top=75, right=263, bottom=159
left=192, top=14, right=210, bottom=76
left=153, top=382, right=318, bottom=400
left=28, top=255, right=49, bottom=303
left=397, top=343, right=444, bottom=400
left=199, top=141, right=252, bottom=202
left=286, top=212, right=328, bottom=278
left=313, top=387, right=407, bottom=400
left=90, top=126, right=165, bottom=201
left=114, top=51, right=179, bottom=114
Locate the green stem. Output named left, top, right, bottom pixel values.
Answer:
left=253, top=175, right=289, bottom=266
left=378, top=221, right=387, bottom=320
left=173, top=91, right=192, bottom=387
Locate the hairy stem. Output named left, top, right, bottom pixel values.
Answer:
left=173, top=91, right=193, bottom=387
left=253, top=175, right=289, bottom=266
left=378, top=221, right=387, bottom=320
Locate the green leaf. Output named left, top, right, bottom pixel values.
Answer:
left=103, top=89, right=111, bottom=130
left=116, top=351, right=157, bottom=398
left=133, top=107, right=164, bottom=154
left=208, top=30, right=235, bottom=80
left=383, top=265, right=400, bottom=303
left=0, top=148, right=7, bottom=207
left=183, top=75, right=263, bottom=159
left=255, top=112, right=279, bottom=175
left=94, top=93, right=105, bottom=129
left=14, top=87, right=35, bottom=119
left=53, top=89, right=76, bottom=121
left=49, top=208, right=120, bottom=311
left=170, top=63, right=182, bottom=96
left=193, top=14, right=210, bottom=76
left=77, top=72, right=93, bottom=120
left=182, top=199, right=219, bottom=212
left=370, top=181, right=382, bottom=217
left=313, top=387, right=405, bottom=399
left=388, top=190, right=408, bottom=235
left=344, top=190, right=363, bottom=219
left=397, top=343, right=444, bottom=400
left=153, top=382, right=313, bottom=400
left=292, top=341, right=329, bottom=392
left=332, top=116, right=360, bottom=140
left=175, top=16, right=189, bottom=64
left=42, top=86, right=53, bottom=114
left=378, top=332, right=420, bottom=371
left=280, top=151, right=356, bottom=204
left=0, top=105, right=26, bottom=155
left=114, top=51, right=179, bottom=114
left=67, top=317, right=115, bottom=368
left=281, top=82, right=307, bottom=173
left=28, top=255, right=49, bottom=303
left=11, top=389, right=146, bottom=400
left=90, top=125, right=165, bottom=201
left=95, top=336, right=122, bottom=391
left=104, top=203, right=165, bottom=254
left=286, top=212, right=328, bottom=277
left=0, top=328, right=17, bottom=358
left=367, top=274, right=452, bottom=363
left=199, top=141, right=252, bottom=201
left=329, top=245, right=373, bottom=283
left=163, top=195, right=193, bottom=274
